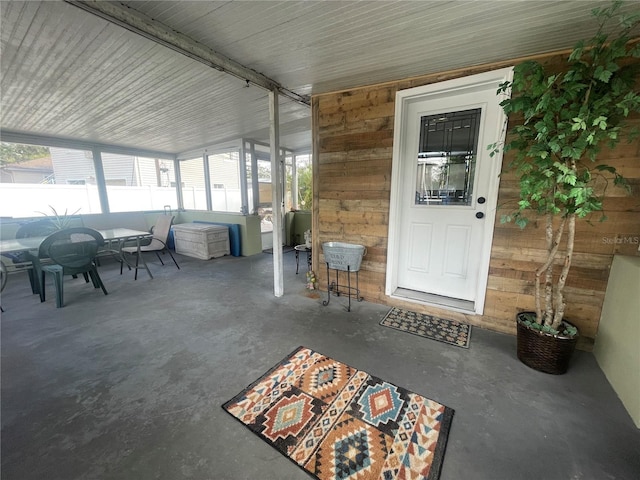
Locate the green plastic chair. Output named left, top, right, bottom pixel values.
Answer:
left=11, top=219, right=58, bottom=294
left=35, top=228, right=108, bottom=308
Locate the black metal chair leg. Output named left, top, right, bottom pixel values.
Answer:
left=347, top=266, right=352, bottom=312
left=134, top=253, right=140, bottom=281
left=322, top=263, right=331, bottom=306
left=167, top=249, right=180, bottom=269
left=119, top=255, right=132, bottom=274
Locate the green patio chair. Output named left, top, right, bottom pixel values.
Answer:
left=35, top=228, right=108, bottom=308
left=11, top=219, right=58, bottom=294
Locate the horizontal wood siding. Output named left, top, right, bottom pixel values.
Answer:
left=312, top=52, right=640, bottom=351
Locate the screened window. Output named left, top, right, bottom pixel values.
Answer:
left=295, top=153, right=312, bottom=210
left=101, top=153, right=177, bottom=213
left=208, top=151, right=241, bottom=212
left=180, top=157, right=207, bottom=210
left=0, top=143, right=99, bottom=217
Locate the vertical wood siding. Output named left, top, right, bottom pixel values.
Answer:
left=312, top=52, right=640, bottom=350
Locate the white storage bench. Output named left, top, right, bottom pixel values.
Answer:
left=172, top=223, right=230, bottom=260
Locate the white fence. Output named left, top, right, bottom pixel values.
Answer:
left=0, top=183, right=244, bottom=217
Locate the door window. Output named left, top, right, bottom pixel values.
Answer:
left=415, top=108, right=481, bottom=206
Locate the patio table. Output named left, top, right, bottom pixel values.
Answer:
left=0, top=227, right=154, bottom=281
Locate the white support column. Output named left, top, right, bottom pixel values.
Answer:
left=203, top=152, right=212, bottom=211
left=238, top=144, right=249, bottom=215
left=174, top=159, right=184, bottom=210
left=292, top=153, right=299, bottom=211
left=270, top=90, right=284, bottom=297
left=91, top=148, right=110, bottom=213
left=249, top=141, right=259, bottom=214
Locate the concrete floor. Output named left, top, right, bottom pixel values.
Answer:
left=1, top=250, right=639, bottom=480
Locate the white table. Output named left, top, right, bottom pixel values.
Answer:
left=95, top=228, right=155, bottom=279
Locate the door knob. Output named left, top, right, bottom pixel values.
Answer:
left=476, top=212, right=484, bottom=219
left=477, top=197, right=486, bottom=204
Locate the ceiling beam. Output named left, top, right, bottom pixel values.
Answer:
left=65, top=0, right=310, bottom=107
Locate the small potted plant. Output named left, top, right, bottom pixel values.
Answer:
left=37, top=205, right=81, bottom=230
left=490, top=1, right=639, bottom=374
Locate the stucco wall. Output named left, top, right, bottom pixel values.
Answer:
left=594, top=255, right=640, bottom=427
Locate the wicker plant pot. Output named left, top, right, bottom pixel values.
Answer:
left=516, top=312, right=579, bottom=375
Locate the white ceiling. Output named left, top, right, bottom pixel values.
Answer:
left=1, top=0, right=635, bottom=155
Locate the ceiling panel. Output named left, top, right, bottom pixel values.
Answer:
left=1, top=0, right=634, bottom=155
left=121, top=0, right=630, bottom=93
left=0, top=1, right=311, bottom=153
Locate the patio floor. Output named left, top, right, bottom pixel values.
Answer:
left=1, top=250, right=638, bottom=479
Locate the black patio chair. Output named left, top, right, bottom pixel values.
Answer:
left=35, top=227, right=108, bottom=308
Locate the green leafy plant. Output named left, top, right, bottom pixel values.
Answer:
left=0, top=142, right=50, bottom=166
left=37, top=205, right=81, bottom=230
left=490, top=1, right=640, bottom=332
left=297, top=164, right=313, bottom=209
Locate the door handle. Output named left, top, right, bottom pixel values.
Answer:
left=476, top=212, right=484, bottom=219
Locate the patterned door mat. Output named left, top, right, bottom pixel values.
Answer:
left=223, top=346, right=454, bottom=480
left=380, top=307, right=472, bottom=348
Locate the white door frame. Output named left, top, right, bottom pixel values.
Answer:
left=386, top=67, right=513, bottom=314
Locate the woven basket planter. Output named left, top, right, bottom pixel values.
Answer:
left=516, top=312, right=579, bottom=375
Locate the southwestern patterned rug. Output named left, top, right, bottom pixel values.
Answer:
left=222, top=346, right=454, bottom=480
left=380, top=308, right=471, bottom=349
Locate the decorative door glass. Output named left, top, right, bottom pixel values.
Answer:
left=415, top=108, right=481, bottom=206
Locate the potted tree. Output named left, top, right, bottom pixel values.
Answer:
left=491, top=1, right=640, bottom=374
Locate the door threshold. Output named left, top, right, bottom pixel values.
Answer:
left=392, top=288, right=475, bottom=314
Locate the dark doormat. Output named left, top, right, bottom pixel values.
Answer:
left=380, top=307, right=471, bottom=348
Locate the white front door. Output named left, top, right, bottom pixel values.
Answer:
left=387, top=68, right=512, bottom=313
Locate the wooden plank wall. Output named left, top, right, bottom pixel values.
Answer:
left=312, top=51, right=640, bottom=351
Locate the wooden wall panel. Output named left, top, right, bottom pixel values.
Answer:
left=312, top=50, right=640, bottom=351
